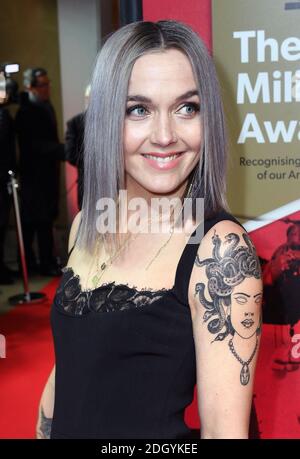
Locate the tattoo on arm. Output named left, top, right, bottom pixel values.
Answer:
left=37, top=406, right=52, bottom=439
left=194, top=229, right=263, bottom=386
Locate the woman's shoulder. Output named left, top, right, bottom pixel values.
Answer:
left=201, top=208, right=250, bottom=254
left=204, top=208, right=246, bottom=234
left=68, top=210, right=82, bottom=254
left=183, top=208, right=249, bottom=267
left=187, top=208, right=247, bottom=251
left=188, top=208, right=261, bottom=318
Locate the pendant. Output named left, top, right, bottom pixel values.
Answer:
left=240, top=363, right=250, bottom=385
left=101, top=263, right=106, bottom=270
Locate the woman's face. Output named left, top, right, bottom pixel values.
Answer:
left=123, top=48, right=202, bottom=197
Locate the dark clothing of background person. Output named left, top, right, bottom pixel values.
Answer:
left=271, top=239, right=300, bottom=327
left=0, top=106, right=17, bottom=283
left=262, top=230, right=300, bottom=327
left=15, top=92, right=66, bottom=275
left=65, top=112, right=84, bottom=210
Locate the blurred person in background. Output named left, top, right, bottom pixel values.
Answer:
left=0, top=72, right=18, bottom=284
left=15, top=68, right=66, bottom=277
left=65, top=84, right=90, bottom=210
left=263, top=223, right=300, bottom=327
left=263, top=224, right=300, bottom=369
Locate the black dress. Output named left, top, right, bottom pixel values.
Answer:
left=50, top=209, right=257, bottom=439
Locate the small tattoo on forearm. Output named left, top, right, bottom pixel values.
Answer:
left=38, top=406, right=52, bottom=439
left=194, top=229, right=263, bottom=385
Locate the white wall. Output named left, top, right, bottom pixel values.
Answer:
left=57, top=0, right=101, bottom=123
left=57, top=0, right=101, bottom=220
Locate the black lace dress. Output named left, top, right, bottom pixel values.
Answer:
left=49, top=210, right=257, bottom=439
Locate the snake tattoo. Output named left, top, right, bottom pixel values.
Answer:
left=194, top=229, right=262, bottom=343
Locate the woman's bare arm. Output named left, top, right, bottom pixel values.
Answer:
left=36, top=365, right=55, bottom=438
left=189, top=220, right=263, bottom=439
left=36, top=210, right=82, bottom=438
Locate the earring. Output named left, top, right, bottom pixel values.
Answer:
left=187, top=164, right=200, bottom=198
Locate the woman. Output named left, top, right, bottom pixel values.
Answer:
left=36, top=20, right=263, bottom=439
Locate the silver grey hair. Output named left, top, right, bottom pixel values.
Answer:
left=76, top=20, right=229, bottom=256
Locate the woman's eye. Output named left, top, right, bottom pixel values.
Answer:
left=178, top=103, right=200, bottom=116
left=126, top=105, right=148, bottom=117
left=125, top=102, right=200, bottom=118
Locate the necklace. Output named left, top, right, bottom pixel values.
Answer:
left=228, top=337, right=258, bottom=385
left=87, top=176, right=195, bottom=290
left=144, top=220, right=175, bottom=271
left=90, top=226, right=143, bottom=289
left=89, top=208, right=178, bottom=289
left=88, top=203, right=183, bottom=288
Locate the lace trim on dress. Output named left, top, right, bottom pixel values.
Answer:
left=53, top=266, right=172, bottom=316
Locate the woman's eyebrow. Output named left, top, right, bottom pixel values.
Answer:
left=126, top=89, right=199, bottom=103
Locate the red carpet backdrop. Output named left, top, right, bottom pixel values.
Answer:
left=0, top=281, right=56, bottom=438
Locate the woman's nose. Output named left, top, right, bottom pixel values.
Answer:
left=150, top=113, right=177, bottom=146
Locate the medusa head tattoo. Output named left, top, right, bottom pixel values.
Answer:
left=194, top=229, right=263, bottom=385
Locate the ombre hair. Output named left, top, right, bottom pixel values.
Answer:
left=76, top=20, right=230, bottom=256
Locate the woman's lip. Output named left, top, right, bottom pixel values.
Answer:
left=141, top=152, right=184, bottom=170
left=142, top=152, right=184, bottom=158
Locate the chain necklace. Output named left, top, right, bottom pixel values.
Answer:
left=88, top=199, right=188, bottom=288
left=89, top=209, right=178, bottom=289
left=87, top=176, right=195, bottom=290
left=90, top=224, right=144, bottom=289
left=228, top=337, right=258, bottom=386
left=144, top=223, right=174, bottom=271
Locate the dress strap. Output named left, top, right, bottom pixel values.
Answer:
left=173, top=209, right=246, bottom=306
left=67, top=216, right=83, bottom=258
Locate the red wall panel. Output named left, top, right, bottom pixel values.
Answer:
left=143, top=0, right=212, bottom=51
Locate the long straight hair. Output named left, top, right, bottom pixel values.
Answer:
left=77, top=20, right=230, bottom=256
